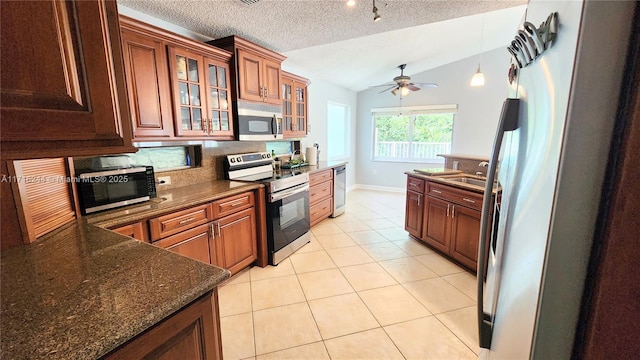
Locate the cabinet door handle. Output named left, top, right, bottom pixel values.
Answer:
left=265, top=86, right=268, bottom=98
left=463, top=198, right=476, bottom=204
left=216, top=222, right=221, bottom=237
left=452, top=206, right=455, bottom=219
left=179, top=217, right=196, bottom=225
left=417, top=194, right=421, bottom=206
left=210, top=223, right=215, bottom=239
left=447, top=204, right=450, bottom=217
left=432, top=189, right=442, bottom=194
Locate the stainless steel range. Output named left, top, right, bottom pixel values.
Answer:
left=225, top=152, right=310, bottom=265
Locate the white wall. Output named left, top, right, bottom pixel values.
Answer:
left=282, top=63, right=358, bottom=189
left=355, top=47, right=509, bottom=190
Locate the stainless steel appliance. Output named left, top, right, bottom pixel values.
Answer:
left=331, top=165, right=346, bottom=217
left=226, top=152, right=310, bottom=264
left=77, top=166, right=156, bottom=214
left=477, top=1, right=634, bottom=359
left=236, top=100, right=283, bottom=141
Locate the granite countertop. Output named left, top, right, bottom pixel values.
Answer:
left=0, top=221, right=230, bottom=359
left=274, top=161, right=347, bottom=177
left=87, top=180, right=264, bottom=229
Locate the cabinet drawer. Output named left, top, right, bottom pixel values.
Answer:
left=310, top=169, right=333, bottom=186
left=427, top=183, right=484, bottom=211
left=310, top=197, right=333, bottom=226
left=111, top=221, right=148, bottom=242
left=309, top=180, right=333, bottom=204
left=153, top=223, right=212, bottom=265
left=149, top=204, right=213, bottom=241
left=407, top=176, right=425, bottom=193
left=211, top=191, right=254, bottom=219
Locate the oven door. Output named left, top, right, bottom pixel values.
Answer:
left=267, top=183, right=310, bottom=261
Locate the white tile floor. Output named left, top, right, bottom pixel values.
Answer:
left=218, top=189, right=479, bottom=360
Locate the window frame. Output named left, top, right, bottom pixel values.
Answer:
left=327, top=101, right=351, bottom=160
left=371, top=104, right=457, bottom=163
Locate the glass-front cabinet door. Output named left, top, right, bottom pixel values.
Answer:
left=204, top=57, right=234, bottom=139
left=294, top=83, right=307, bottom=134
left=169, top=47, right=207, bottom=137
left=169, top=47, right=234, bottom=139
left=282, top=78, right=294, bottom=135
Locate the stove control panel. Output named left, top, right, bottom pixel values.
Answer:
left=226, top=152, right=271, bottom=165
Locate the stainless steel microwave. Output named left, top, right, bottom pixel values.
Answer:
left=77, top=166, right=156, bottom=214
left=236, top=101, right=283, bottom=141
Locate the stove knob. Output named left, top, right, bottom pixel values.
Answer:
left=266, top=153, right=271, bottom=158
left=236, top=157, right=242, bottom=163
left=262, top=154, right=267, bottom=159
left=230, top=158, right=235, bottom=163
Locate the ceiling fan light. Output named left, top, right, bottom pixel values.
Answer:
left=400, top=86, right=410, bottom=96
left=346, top=0, right=356, bottom=7
left=391, top=87, right=399, bottom=96
left=470, top=65, right=485, bottom=87
left=372, top=0, right=381, bottom=22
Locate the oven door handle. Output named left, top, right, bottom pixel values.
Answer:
left=270, top=183, right=309, bottom=202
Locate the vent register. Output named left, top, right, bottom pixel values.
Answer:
left=239, top=0, right=261, bottom=5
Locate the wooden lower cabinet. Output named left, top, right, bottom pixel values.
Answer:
left=103, top=290, right=222, bottom=360
left=422, top=196, right=451, bottom=254
left=309, top=169, right=334, bottom=227
left=111, top=222, right=148, bottom=242
left=148, top=191, right=258, bottom=274
left=405, top=174, right=491, bottom=271
left=155, top=224, right=213, bottom=265
left=404, top=190, right=424, bottom=238
left=214, top=207, right=257, bottom=274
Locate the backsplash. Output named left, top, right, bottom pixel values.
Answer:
left=439, top=154, right=490, bottom=177
left=74, top=142, right=266, bottom=190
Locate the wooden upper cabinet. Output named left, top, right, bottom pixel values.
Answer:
left=119, top=17, right=235, bottom=141
left=169, top=47, right=209, bottom=137
left=120, top=26, right=174, bottom=139
left=0, top=0, right=135, bottom=159
left=282, top=71, right=309, bottom=138
left=207, top=36, right=286, bottom=106
left=237, top=50, right=264, bottom=103
left=262, top=58, right=282, bottom=104
left=203, top=57, right=234, bottom=139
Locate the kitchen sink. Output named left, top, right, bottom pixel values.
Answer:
left=439, top=176, right=498, bottom=188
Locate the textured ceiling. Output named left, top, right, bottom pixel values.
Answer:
left=118, top=0, right=528, bottom=91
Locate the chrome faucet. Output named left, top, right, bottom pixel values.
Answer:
left=476, top=161, right=489, bottom=177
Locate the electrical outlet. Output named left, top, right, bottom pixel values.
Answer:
left=157, top=176, right=171, bottom=186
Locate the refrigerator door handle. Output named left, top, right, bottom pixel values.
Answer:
left=477, top=98, right=519, bottom=349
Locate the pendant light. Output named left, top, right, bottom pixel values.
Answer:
left=470, top=14, right=485, bottom=87
left=373, top=0, right=381, bottom=22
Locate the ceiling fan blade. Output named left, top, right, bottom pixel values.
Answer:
left=370, top=83, right=396, bottom=88
left=406, top=84, right=421, bottom=92
left=378, top=85, right=397, bottom=94
left=413, top=82, right=439, bottom=88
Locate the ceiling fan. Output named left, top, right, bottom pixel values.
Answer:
left=376, top=64, right=438, bottom=96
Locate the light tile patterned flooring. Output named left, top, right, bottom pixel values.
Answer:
left=219, top=189, right=479, bottom=360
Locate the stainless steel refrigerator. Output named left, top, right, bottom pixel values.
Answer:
left=477, top=1, right=636, bottom=359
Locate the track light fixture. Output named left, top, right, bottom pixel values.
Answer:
left=373, top=0, right=381, bottom=22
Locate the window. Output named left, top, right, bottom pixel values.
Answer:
left=327, top=102, right=350, bottom=160
left=372, top=105, right=456, bottom=162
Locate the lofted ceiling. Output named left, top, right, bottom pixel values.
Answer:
left=118, top=0, right=528, bottom=91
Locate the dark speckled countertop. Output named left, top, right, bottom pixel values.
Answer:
left=0, top=221, right=230, bottom=359
left=87, top=180, right=264, bottom=228
left=0, top=180, right=268, bottom=359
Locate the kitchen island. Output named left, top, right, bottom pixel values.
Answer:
left=0, top=221, right=230, bottom=359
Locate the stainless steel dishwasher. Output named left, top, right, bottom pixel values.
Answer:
left=331, top=165, right=346, bottom=217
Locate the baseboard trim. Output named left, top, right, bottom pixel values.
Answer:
left=350, top=184, right=405, bottom=193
